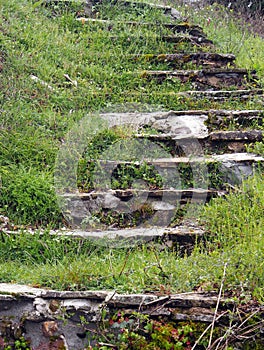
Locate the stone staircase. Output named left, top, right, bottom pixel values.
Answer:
left=1, top=1, right=264, bottom=349
left=56, top=1, right=264, bottom=246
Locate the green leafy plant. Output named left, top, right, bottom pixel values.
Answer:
left=3, top=336, right=30, bottom=350
left=90, top=311, right=195, bottom=349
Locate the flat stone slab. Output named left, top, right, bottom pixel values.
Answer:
left=97, top=152, right=264, bottom=166
left=140, top=68, right=258, bottom=89
left=0, top=223, right=206, bottom=251
left=177, top=88, right=264, bottom=100
left=110, top=34, right=214, bottom=45
left=136, top=129, right=263, bottom=141
left=93, top=153, right=263, bottom=189
left=54, top=153, right=262, bottom=227
left=162, top=34, right=214, bottom=45
left=99, top=109, right=209, bottom=139
left=0, top=282, right=232, bottom=315
left=77, top=17, right=207, bottom=36
left=132, top=52, right=236, bottom=68
left=98, top=109, right=207, bottom=138
left=63, top=188, right=219, bottom=200
left=111, top=0, right=183, bottom=20
left=210, top=130, right=263, bottom=141
left=58, top=225, right=205, bottom=241
left=100, top=109, right=264, bottom=136
left=2, top=282, right=262, bottom=349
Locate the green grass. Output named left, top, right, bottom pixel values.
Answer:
left=0, top=0, right=264, bottom=303
left=176, top=1, right=264, bottom=83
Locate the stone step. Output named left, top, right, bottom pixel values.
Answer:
left=77, top=17, right=208, bottom=37
left=56, top=225, right=205, bottom=247
left=109, top=0, right=183, bottom=21
left=64, top=188, right=219, bottom=201
left=139, top=68, right=258, bottom=89
left=162, top=34, right=214, bottom=45
left=115, top=89, right=264, bottom=102
left=132, top=52, right=236, bottom=68
left=135, top=129, right=264, bottom=142
left=100, top=109, right=263, bottom=139
left=62, top=189, right=219, bottom=220
left=60, top=189, right=216, bottom=229
left=110, top=34, right=214, bottom=46
left=99, top=153, right=264, bottom=167
left=82, top=153, right=263, bottom=195
left=1, top=224, right=205, bottom=246
left=177, top=88, right=264, bottom=100
left=0, top=283, right=239, bottom=350
left=60, top=157, right=264, bottom=230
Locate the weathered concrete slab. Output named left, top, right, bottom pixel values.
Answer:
left=55, top=188, right=218, bottom=230
left=210, top=130, right=263, bottom=141
left=63, top=188, right=218, bottom=200
left=77, top=17, right=207, bottom=36
left=93, top=153, right=263, bottom=187
left=100, top=109, right=264, bottom=133
left=99, top=110, right=209, bottom=138
left=53, top=152, right=263, bottom=228
left=111, top=0, right=183, bottom=20
left=140, top=68, right=258, bottom=89
left=0, top=222, right=206, bottom=252
left=206, top=109, right=264, bottom=129
left=162, top=34, right=214, bottom=45
left=135, top=129, right=263, bottom=153
left=99, top=109, right=264, bottom=140
left=5, top=282, right=262, bottom=349
left=177, top=88, right=264, bottom=100
left=115, top=152, right=264, bottom=165
left=132, top=52, right=236, bottom=68
left=58, top=224, right=205, bottom=242
left=0, top=283, right=237, bottom=349
left=136, top=129, right=263, bottom=140
left=110, top=34, right=214, bottom=46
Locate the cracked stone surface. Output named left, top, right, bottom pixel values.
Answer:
left=0, top=283, right=236, bottom=349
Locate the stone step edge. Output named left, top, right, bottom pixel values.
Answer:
left=109, top=34, right=214, bottom=45
left=110, top=89, right=264, bottom=99
left=117, top=108, right=264, bottom=116
left=177, top=89, right=264, bottom=100
left=76, top=17, right=207, bottom=35
left=139, top=68, right=257, bottom=76
left=0, top=282, right=229, bottom=307
left=0, top=282, right=237, bottom=325
left=41, top=0, right=184, bottom=22
left=0, top=228, right=204, bottom=259
left=0, top=283, right=261, bottom=350
left=55, top=225, right=206, bottom=240
left=162, top=34, right=214, bottom=44
left=93, top=153, right=264, bottom=165
left=135, top=130, right=263, bottom=141
left=62, top=188, right=221, bottom=199
left=99, top=108, right=264, bottom=117
left=116, top=0, right=183, bottom=20
left=131, top=52, right=236, bottom=62
left=1, top=225, right=206, bottom=240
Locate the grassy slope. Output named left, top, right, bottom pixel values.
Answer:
left=0, top=0, right=264, bottom=300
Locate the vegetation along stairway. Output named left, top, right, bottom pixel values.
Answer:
left=0, top=0, right=264, bottom=349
